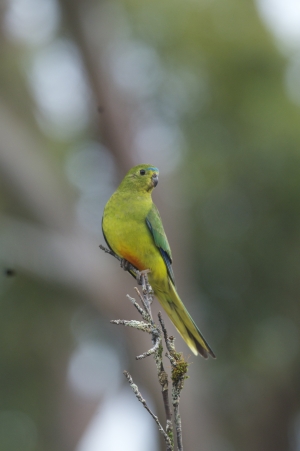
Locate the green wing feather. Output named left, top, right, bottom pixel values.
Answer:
left=146, top=204, right=176, bottom=286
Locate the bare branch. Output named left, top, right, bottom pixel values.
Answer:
left=161, top=318, right=188, bottom=451
left=136, top=330, right=161, bottom=360
left=126, top=294, right=151, bottom=322
left=134, top=286, right=153, bottom=321
left=110, top=319, right=152, bottom=333
left=123, top=371, right=173, bottom=451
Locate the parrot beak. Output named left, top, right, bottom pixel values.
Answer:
left=152, top=172, right=158, bottom=187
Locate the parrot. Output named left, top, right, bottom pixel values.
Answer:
left=102, top=164, right=215, bottom=358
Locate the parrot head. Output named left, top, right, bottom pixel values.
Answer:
left=120, top=164, right=159, bottom=193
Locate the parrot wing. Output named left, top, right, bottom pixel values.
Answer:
left=146, top=204, right=176, bottom=286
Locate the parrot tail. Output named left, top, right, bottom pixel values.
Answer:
left=157, top=281, right=216, bottom=358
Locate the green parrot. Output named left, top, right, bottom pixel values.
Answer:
left=102, top=164, right=215, bottom=358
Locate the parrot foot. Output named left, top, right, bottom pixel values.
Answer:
left=120, top=258, right=131, bottom=271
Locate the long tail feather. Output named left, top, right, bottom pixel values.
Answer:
left=156, top=282, right=215, bottom=358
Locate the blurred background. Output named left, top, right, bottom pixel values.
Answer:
left=1, top=0, right=300, bottom=450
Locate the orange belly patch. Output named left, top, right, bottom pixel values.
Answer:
left=119, top=247, right=146, bottom=271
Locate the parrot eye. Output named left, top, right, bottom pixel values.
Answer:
left=140, top=169, right=146, bottom=175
